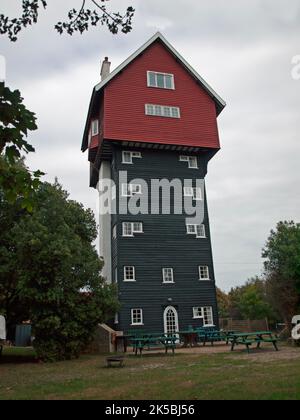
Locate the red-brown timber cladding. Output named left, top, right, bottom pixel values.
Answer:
left=101, top=41, right=220, bottom=150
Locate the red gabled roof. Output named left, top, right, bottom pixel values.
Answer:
left=81, top=32, right=226, bottom=152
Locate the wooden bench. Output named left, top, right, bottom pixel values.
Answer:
left=106, top=356, right=125, bottom=368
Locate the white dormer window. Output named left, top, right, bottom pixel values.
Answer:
left=91, top=119, right=99, bottom=136
left=184, top=187, right=202, bottom=201
left=147, top=72, right=175, bottom=90
left=145, top=104, right=180, bottom=119
left=179, top=156, right=198, bottom=169
left=122, top=151, right=142, bottom=164
left=122, top=183, right=142, bottom=197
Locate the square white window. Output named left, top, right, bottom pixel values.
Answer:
left=133, top=222, right=143, bottom=233
left=163, top=268, right=174, bottom=283
left=186, top=224, right=197, bottom=235
left=122, top=222, right=133, bottom=237
left=131, top=309, right=143, bottom=325
left=91, top=120, right=99, bottom=136
left=203, top=307, right=214, bottom=326
left=199, top=266, right=210, bottom=280
left=124, top=266, right=135, bottom=282
left=196, top=225, right=206, bottom=238
left=193, top=307, right=203, bottom=319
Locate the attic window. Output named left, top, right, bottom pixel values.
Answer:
left=91, top=120, right=99, bottom=136
left=147, top=71, right=175, bottom=89
left=145, top=104, right=181, bottom=119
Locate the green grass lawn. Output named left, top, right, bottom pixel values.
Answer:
left=1, top=346, right=300, bottom=400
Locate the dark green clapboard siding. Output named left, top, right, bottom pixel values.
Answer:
left=110, top=145, right=219, bottom=333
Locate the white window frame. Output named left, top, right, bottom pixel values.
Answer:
left=145, top=104, right=181, bottom=119
left=183, top=187, right=202, bottom=201
left=193, top=307, right=203, bottom=319
left=186, top=224, right=206, bottom=238
left=91, top=119, right=99, bottom=137
left=131, top=309, right=144, bottom=326
left=203, top=307, right=214, bottom=326
left=199, top=266, right=210, bottom=281
left=121, top=183, right=142, bottom=197
left=192, top=306, right=214, bottom=326
left=147, top=71, right=175, bottom=90
left=124, top=266, right=136, bottom=282
left=162, top=268, right=174, bottom=284
left=122, top=151, right=142, bottom=164
left=179, top=156, right=198, bottom=169
left=122, top=222, right=133, bottom=237
left=122, top=222, right=143, bottom=237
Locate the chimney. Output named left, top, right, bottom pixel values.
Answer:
left=101, top=57, right=111, bottom=81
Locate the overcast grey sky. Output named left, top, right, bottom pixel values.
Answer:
left=1, top=0, right=299, bottom=291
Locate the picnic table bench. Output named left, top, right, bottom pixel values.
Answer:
left=106, top=356, right=125, bottom=368
left=131, top=334, right=177, bottom=356
left=194, top=328, right=234, bottom=346
left=229, top=331, right=279, bottom=354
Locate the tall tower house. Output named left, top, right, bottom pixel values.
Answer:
left=81, top=33, right=226, bottom=334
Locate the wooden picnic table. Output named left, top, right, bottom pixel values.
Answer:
left=131, top=335, right=177, bottom=356
left=229, top=331, right=279, bottom=353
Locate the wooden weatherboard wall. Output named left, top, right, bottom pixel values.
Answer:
left=82, top=33, right=226, bottom=335
left=111, top=146, right=219, bottom=333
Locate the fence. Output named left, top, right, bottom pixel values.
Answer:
left=219, top=318, right=269, bottom=332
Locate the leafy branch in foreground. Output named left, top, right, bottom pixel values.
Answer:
left=0, top=0, right=135, bottom=42
left=0, top=83, right=44, bottom=211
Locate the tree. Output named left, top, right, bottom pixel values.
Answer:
left=263, top=221, right=300, bottom=325
left=0, top=181, right=119, bottom=361
left=0, top=83, right=44, bottom=211
left=228, top=278, right=275, bottom=321
left=0, top=0, right=135, bottom=42
left=216, top=287, right=230, bottom=318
